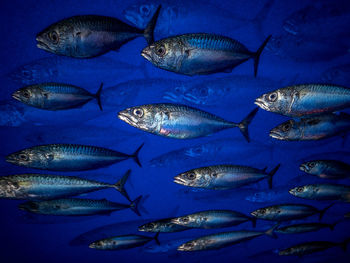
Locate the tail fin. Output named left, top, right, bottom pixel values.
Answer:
left=253, top=35, right=271, bottom=77
left=143, top=5, right=161, bottom=44
left=131, top=143, right=144, bottom=167
left=251, top=217, right=257, bottom=228
left=339, top=237, right=350, bottom=252
left=265, top=223, right=279, bottom=239
left=318, top=203, right=334, bottom=221
left=153, top=232, right=160, bottom=245
left=113, top=170, right=131, bottom=202
left=130, top=195, right=143, bottom=216
left=95, top=83, right=103, bottom=111
left=267, top=164, right=281, bottom=189
left=237, top=108, right=259, bottom=142
left=329, top=219, right=342, bottom=231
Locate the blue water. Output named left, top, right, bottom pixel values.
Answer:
left=1, top=0, right=350, bottom=262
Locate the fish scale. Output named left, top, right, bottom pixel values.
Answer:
left=36, top=83, right=92, bottom=95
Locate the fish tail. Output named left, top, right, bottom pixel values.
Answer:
left=131, top=143, right=144, bottom=167
left=318, top=203, right=334, bottom=221
left=267, top=164, right=281, bottom=189
left=253, top=35, right=271, bottom=77
left=237, top=107, right=259, bottom=142
left=130, top=195, right=143, bottom=216
left=143, top=5, right=161, bottom=44
left=113, top=169, right=131, bottom=202
left=251, top=217, right=257, bottom=228
left=154, top=232, right=160, bottom=245
left=264, top=223, right=279, bottom=239
left=340, top=237, right=350, bottom=252
left=329, top=219, right=342, bottom=231
left=95, top=82, right=103, bottom=111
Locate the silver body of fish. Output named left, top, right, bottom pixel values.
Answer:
left=138, top=218, right=189, bottom=233
left=289, top=184, right=350, bottom=202
left=300, top=159, right=350, bottom=180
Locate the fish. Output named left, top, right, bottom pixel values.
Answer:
left=300, top=160, right=350, bottom=180
left=0, top=170, right=131, bottom=201
left=6, top=143, right=144, bottom=171
left=251, top=203, right=333, bottom=222
left=321, top=64, right=350, bottom=87
left=12, top=83, right=103, bottom=111
left=269, top=112, right=350, bottom=141
left=174, top=164, right=280, bottom=190
left=138, top=218, right=189, bottom=233
left=255, top=84, right=350, bottom=117
left=275, top=222, right=338, bottom=234
left=289, top=184, right=350, bottom=202
left=89, top=233, right=159, bottom=250
left=18, top=196, right=143, bottom=216
left=171, top=210, right=257, bottom=229
left=141, top=33, right=271, bottom=76
left=177, top=226, right=277, bottom=251
left=36, top=6, right=161, bottom=58
left=118, top=103, right=259, bottom=142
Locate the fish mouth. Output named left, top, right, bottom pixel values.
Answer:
left=88, top=243, right=97, bottom=249
left=288, top=188, right=296, bottom=195
left=12, top=92, right=22, bottom=101
left=299, top=164, right=309, bottom=172
left=5, top=155, right=17, bottom=164
left=269, top=130, right=283, bottom=140
left=177, top=244, right=189, bottom=251
left=36, top=36, right=51, bottom=52
left=173, top=176, right=187, bottom=185
left=118, top=111, right=135, bottom=126
left=250, top=211, right=258, bottom=217
left=141, top=48, right=152, bottom=61
left=254, top=98, right=269, bottom=111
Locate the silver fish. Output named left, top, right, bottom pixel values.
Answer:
left=118, top=103, right=259, bottom=142
left=141, top=34, right=271, bottom=76
left=36, top=6, right=161, bottom=58
left=255, top=84, right=350, bottom=117
left=6, top=143, right=143, bottom=171
left=174, top=164, right=280, bottom=190
left=269, top=112, right=350, bottom=141
left=289, top=184, right=350, bottom=202
left=138, top=218, right=189, bottom=233
left=12, top=83, right=103, bottom=111
left=300, top=160, right=350, bottom=180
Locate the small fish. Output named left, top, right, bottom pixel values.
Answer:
left=0, top=170, right=131, bottom=201
left=89, top=233, right=159, bottom=250
left=300, top=160, right=350, bottom=180
left=36, top=6, right=161, bottom=58
left=255, top=84, right=350, bottom=117
left=19, top=196, right=143, bottom=216
left=276, top=222, right=338, bottom=234
left=171, top=210, right=256, bottom=229
left=6, top=143, right=144, bottom=171
left=269, top=112, right=350, bottom=141
left=138, top=218, right=189, bottom=233
left=289, top=184, right=350, bottom=202
left=251, top=203, right=333, bottom=222
left=141, top=34, right=271, bottom=76
left=118, top=103, right=258, bottom=142
left=177, top=226, right=277, bottom=251
left=174, top=164, right=280, bottom=190
left=12, top=83, right=103, bottom=111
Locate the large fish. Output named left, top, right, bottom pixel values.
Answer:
left=251, top=203, right=333, bottom=222
left=269, top=112, right=350, bottom=141
left=276, top=222, right=338, bottom=235
left=89, top=233, right=159, bottom=250
left=36, top=6, right=161, bottom=58
left=138, top=218, right=189, bottom=233
left=6, top=143, right=144, bottom=171
left=19, top=196, right=143, bottom=216
left=177, top=226, right=277, bottom=251
left=289, top=184, right=350, bottom=202
left=0, top=170, right=131, bottom=201
left=12, top=83, right=103, bottom=111
left=118, top=103, right=259, bottom=142
left=300, top=159, right=350, bottom=180
left=171, top=210, right=256, bottom=229
left=174, top=164, right=280, bottom=190
left=255, top=84, right=350, bottom=117
left=141, top=33, right=271, bottom=76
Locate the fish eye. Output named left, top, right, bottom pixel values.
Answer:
left=211, top=173, right=217, bottom=178
left=49, top=31, right=59, bottom=44
left=155, top=45, right=166, bottom=56
left=296, top=187, right=304, bottom=193
left=18, top=153, right=28, bottom=161
left=181, top=217, right=189, bottom=223
left=22, top=90, right=31, bottom=98
left=186, top=172, right=196, bottom=180
left=308, top=162, right=316, bottom=168
left=282, top=122, right=292, bottom=132
left=140, top=5, right=150, bottom=16
left=260, top=208, right=266, bottom=214
left=133, top=108, right=144, bottom=118
left=267, top=92, right=278, bottom=102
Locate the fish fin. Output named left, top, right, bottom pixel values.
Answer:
left=253, top=35, right=271, bottom=77
left=114, top=170, right=131, bottom=202
left=329, top=219, right=342, bottom=231
left=143, top=5, right=161, bottom=44
left=251, top=217, right=257, bottom=228
left=267, top=164, right=281, bottom=189
left=340, top=237, right=350, bottom=252
left=130, top=195, right=143, bottom=216
left=265, top=223, right=279, bottom=239
left=237, top=108, right=259, bottom=142
left=262, top=167, right=268, bottom=173
left=318, top=203, right=334, bottom=221
left=95, top=82, right=103, bottom=111
left=131, top=143, right=144, bottom=167
left=154, top=232, right=160, bottom=245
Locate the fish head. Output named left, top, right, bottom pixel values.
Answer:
left=171, top=215, right=194, bottom=227
left=118, top=104, right=161, bottom=133
left=251, top=207, right=270, bottom=218
left=18, top=201, right=39, bottom=213
left=174, top=168, right=212, bottom=188
left=12, top=85, right=47, bottom=107
left=269, top=119, right=302, bottom=141
left=138, top=222, right=158, bottom=232
left=89, top=240, right=109, bottom=250
left=178, top=238, right=211, bottom=251
left=289, top=185, right=316, bottom=198
left=255, top=88, right=294, bottom=115
left=278, top=247, right=293, bottom=256
left=6, top=148, right=53, bottom=168
left=299, top=160, right=321, bottom=175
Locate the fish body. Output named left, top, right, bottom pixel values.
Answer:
left=0, top=171, right=131, bottom=201
left=141, top=33, right=271, bottom=76
left=300, top=160, right=350, bottom=180
left=6, top=143, right=143, bottom=171
left=19, top=196, right=142, bottom=216
left=276, top=222, right=336, bottom=234
left=269, top=113, right=350, bottom=141
left=279, top=241, right=343, bottom=257
left=138, top=218, right=189, bottom=233
left=12, top=83, right=103, bottom=111
left=118, top=103, right=258, bottom=142
left=36, top=6, right=161, bottom=58
left=255, top=84, right=350, bottom=117
left=174, top=164, right=280, bottom=190
left=289, top=184, right=350, bottom=202
left=171, top=210, right=256, bottom=229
